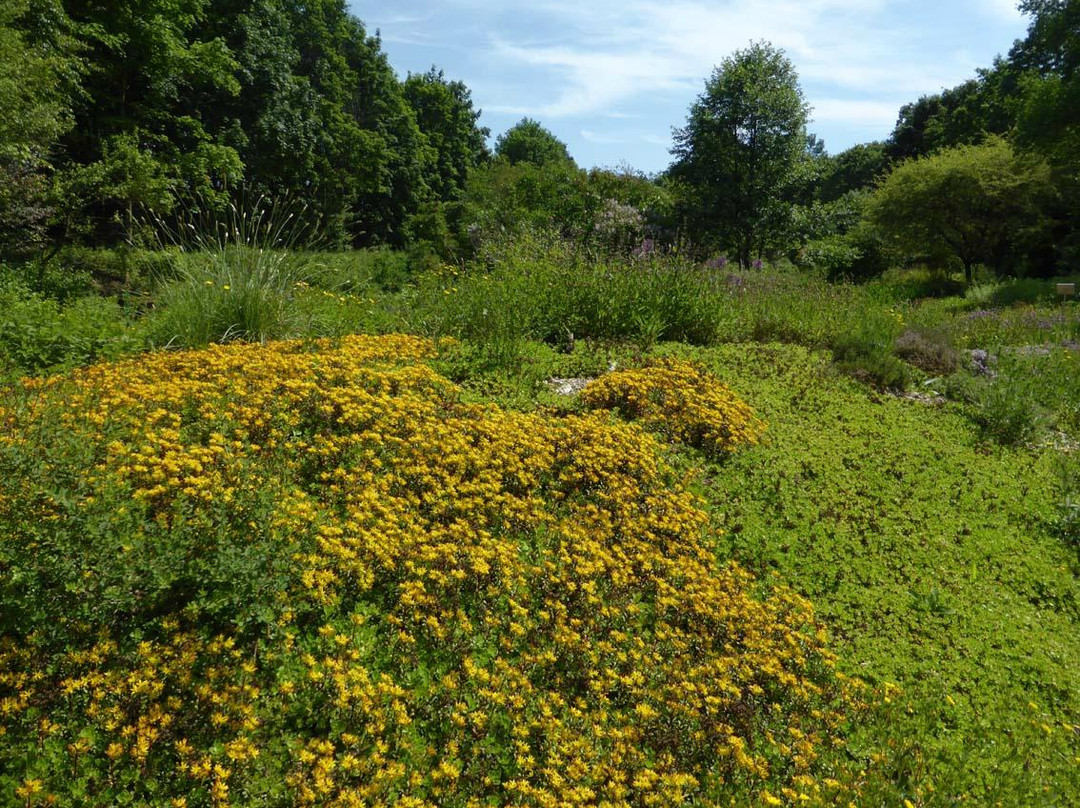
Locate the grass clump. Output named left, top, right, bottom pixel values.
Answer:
left=0, top=335, right=872, bottom=808
left=581, top=358, right=766, bottom=456
left=145, top=196, right=321, bottom=348
left=147, top=246, right=316, bottom=347
left=894, top=327, right=961, bottom=375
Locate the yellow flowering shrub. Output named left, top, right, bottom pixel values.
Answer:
left=580, top=359, right=767, bottom=456
left=0, top=335, right=865, bottom=807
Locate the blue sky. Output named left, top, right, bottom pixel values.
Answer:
left=350, top=0, right=1032, bottom=174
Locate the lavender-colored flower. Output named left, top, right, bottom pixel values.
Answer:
left=631, top=238, right=656, bottom=259
left=752, top=259, right=764, bottom=270
left=969, top=348, right=997, bottom=377
left=705, top=255, right=728, bottom=270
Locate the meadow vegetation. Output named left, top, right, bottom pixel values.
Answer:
left=3, top=0, right=1080, bottom=805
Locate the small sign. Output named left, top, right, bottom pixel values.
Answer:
left=1058, top=283, right=1076, bottom=298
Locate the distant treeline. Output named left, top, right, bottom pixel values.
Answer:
left=1, top=0, right=1078, bottom=277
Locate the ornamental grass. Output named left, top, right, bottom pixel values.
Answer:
left=1, top=336, right=864, bottom=807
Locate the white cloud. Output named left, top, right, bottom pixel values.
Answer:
left=811, top=99, right=900, bottom=128
left=353, top=0, right=1031, bottom=164
left=980, top=0, right=1024, bottom=22
left=458, top=0, right=995, bottom=134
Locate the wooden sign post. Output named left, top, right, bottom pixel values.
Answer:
left=1058, top=283, right=1076, bottom=302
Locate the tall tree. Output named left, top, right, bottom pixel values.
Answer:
left=0, top=0, right=81, bottom=254
left=403, top=67, right=490, bottom=202
left=886, top=62, right=1020, bottom=163
left=1011, top=0, right=1080, bottom=268
left=494, top=118, right=573, bottom=167
left=818, top=142, right=890, bottom=202
left=669, top=42, right=809, bottom=267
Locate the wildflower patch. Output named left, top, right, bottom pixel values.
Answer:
left=1, top=336, right=863, bottom=807
left=581, top=358, right=767, bottom=456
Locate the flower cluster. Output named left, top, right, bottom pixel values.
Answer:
left=1, top=336, right=863, bottom=807
left=580, top=358, right=767, bottom=456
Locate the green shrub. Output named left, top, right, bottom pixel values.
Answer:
left=0, top=287, right=137, bottom=376
left=971, top=381, right=1043, bottom=446
left=894, top=328, right=962, bottom=375
left=798, top=234, right=863, bottom=278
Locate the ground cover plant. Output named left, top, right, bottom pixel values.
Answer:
left=4, top=0, right=1080, bottom=802
left=0, top=334, right=876, bottom=808
left=660, top=342, right=1080, bottom=806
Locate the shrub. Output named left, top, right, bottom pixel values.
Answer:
left=971, top=381, right=1043, bottom=446
left=798, top=234, right=864, bottom=279
left=0, top=335, right=868, bottom=807
left=0, top=286, right=137, bottom=376
left=581, top=358, right=766, bottom=456
left=894, top=328, right=962, bottom=375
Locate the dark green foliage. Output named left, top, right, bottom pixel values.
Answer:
left=494, top=117, right=573, bottom=167
left=403, top=67, right=490, bottom=202
left=886, top=63, right=1019, bottom=162
left=818, top=142, right=890, bottom=201
left=866, top=137, right=1055, bottom=282
left=1012, top=1, right=1080, bottom=271
left=0, top=0, right=80, bottom=255
left=0, top=0, right=458, bottom=252
left=670, top=42, right=810, bottom=267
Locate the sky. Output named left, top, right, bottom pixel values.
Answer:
left=350, top=0, right=1032, bottom=174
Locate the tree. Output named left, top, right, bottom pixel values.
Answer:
left=403, top=67, right=490, bottom=202
left=886, top=63, right=1019, bottom=163
left=0, top=0, right=81, bottom=255
left=669, top=42, right=809, bottom=267
left=865, top=137, right=1054, bottom=282
left=1011, top=0, right=1080, bottom=268
left=818, top=142, right=890, bottom=202
left=494, top=118, right=573, bottom=167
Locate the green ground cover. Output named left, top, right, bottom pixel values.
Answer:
left=2, top=248, right=1079, bottom=805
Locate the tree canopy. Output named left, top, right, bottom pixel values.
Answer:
left=669, top=42, right=809, bottom=267
left=866, top=137, right=1054, bottom=281
left=494, top=118, right=574, bottom=167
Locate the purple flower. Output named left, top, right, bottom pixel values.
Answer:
left=705, top=255, right=728, bottom=270
left=752, top=259, right=764, bottom=270
left=631, top=239, right=656, bottom=259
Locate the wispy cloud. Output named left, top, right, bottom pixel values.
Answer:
left=980, top=0, right=1024, bottom=22
left=352, top=0, right=1031, bottom=168
left=465, top=0, right=996, bottom=128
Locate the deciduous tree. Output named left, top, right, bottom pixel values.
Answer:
left=866, top=137, right=1054, bottom=282
left=669, top=42, right=809, bottom=267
